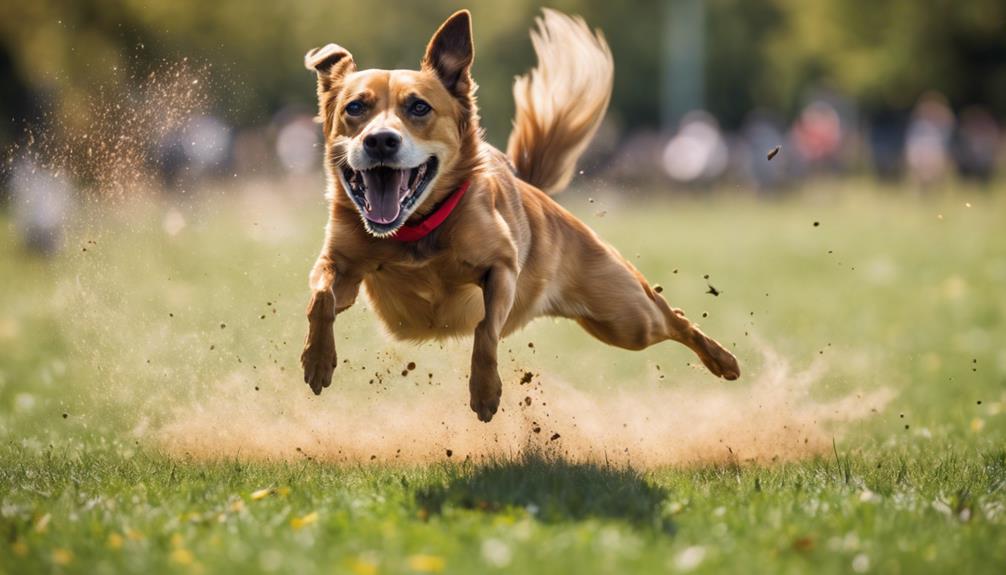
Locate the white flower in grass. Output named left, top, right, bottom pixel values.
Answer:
left=674, top=546, right=706, bottom=572
left=852, top=553, right=870, bottom=573
left=14, top=393, right=36, bottom=413
left=931, top=499, right=952, bottom=516
left=481, top=538, right=512, bottom=568
left=859, top=489, right=881, bottom=504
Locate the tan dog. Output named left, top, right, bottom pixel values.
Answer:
left=301, top=9, right=740, bottom=422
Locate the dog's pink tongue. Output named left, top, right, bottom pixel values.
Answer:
left=362, top=169, right=405, bottom=224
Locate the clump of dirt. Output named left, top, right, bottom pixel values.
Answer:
left=152, top=347, right=893, bottom=469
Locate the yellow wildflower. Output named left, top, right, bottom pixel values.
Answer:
left=107, top=532, right=125, bottom=550
left=126, top=528, right=144, bottom=541
left=350, top=557, right=379, bottom=575
left=170, top=548, right=194, bottom=565
left=52, top=548, right=74, bottom=566
left=407, top=554, right=445, bottom=573
left=11, top=539, right=28, bottom=557
left=290, top=511, right=319, bottom=529
left=251, top=488, right=272, bottom=501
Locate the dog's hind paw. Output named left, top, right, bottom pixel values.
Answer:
left=696, top=335, right=741, bottom=381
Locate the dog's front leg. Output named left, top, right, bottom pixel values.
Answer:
left=470, top=263, right=517, bottom=422
left=301, top=257, right=360, bottom=395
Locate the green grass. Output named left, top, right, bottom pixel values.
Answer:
left=1, top=178, right=1005, bottom=574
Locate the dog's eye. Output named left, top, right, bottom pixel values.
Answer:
left=345, top=100, right=366, bottom=117
left=408, top=100, right=432, bottom=117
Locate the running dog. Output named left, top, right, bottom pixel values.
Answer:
left=301, top=9, right=740, bottom=422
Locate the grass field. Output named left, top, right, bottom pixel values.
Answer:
left=1, top=178, right=1005, bottom=574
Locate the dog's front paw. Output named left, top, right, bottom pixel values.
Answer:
left=301, top=332, right=337, bottom=395
left=469, top=368, right=502, bottom=422
left=696, top=335, right=740, bottom=381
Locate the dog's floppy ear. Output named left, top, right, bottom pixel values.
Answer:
left=305, top=43, right=355, bottom=93
left=422, top=10, right=474, bottom=97
left=305, top=44, right=355, bottom=135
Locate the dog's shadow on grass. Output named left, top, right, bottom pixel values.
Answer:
left=416, top=453, right=674, bottom=532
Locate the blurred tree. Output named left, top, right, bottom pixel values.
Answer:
left=2, top=0, right=1005, bottom=153
left=761, top=0, right=1006, bottom=117
left=705, top=0, right=784, bottom=128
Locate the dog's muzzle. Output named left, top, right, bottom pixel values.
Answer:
left=340, top=156, right=439, bottom=233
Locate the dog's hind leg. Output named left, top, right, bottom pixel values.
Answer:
left=562, top=243, right=740, bottom=380
left=300, top=256, right=362, bottom=395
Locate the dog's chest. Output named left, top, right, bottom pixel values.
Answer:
left=363, top=257, right=485, bottom=339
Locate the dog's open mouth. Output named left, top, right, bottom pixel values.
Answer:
left=341, top=157, right=438, bottom=233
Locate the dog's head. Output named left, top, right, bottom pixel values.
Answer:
left=306, top=11, right=479, bottom=237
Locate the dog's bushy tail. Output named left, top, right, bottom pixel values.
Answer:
left=507, top=9, right=614, bottom=196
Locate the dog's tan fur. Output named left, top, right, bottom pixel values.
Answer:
left=301, top=9, right=740, bottom=422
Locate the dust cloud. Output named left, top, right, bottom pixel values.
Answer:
left=153, top=347, right=893, bottom=469
left=6, top=59, right=210, bottom=199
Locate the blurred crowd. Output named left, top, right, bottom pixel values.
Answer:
left=6, top=0, right=1006, bottom=254
left=179, top=88, right=1003, bottom=193
left=606, top=91, right=1002, bottom=192
left=4, top=88, right=1003, bottom=255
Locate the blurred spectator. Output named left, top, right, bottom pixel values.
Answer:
left=904, top=92, right=955, bottom=187
left=602, top=130, right=666, bottom=186
left=276, top=114, right=321, bottom=175
left=231, top=128, right=273, bottom=178
left=157, top=114, right=232, bottom=189
left=955, top=106, right=1000, bottom=183
left=867, top=110, right=908, bottom=181
left=661, top=111, right=728, bottom=184
left=739, top=111, right=789, bottom=193
left=790, top=100, right=843, bottom=171
left=186, top=115, right=232, bottom=175
left=10, top=159, right=72, bottom=255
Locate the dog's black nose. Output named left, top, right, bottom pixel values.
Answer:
left=363, top=130, right=402, bottom=160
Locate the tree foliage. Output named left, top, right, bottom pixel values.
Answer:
left=2, top=0, right=1004, bottom=148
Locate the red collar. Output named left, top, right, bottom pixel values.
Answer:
left=390, top=180, right=470, bottom=242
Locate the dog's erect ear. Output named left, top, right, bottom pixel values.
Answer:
left=305, top=44, right=355, bottom=92
left=422, top=10, right=474, bottom=97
